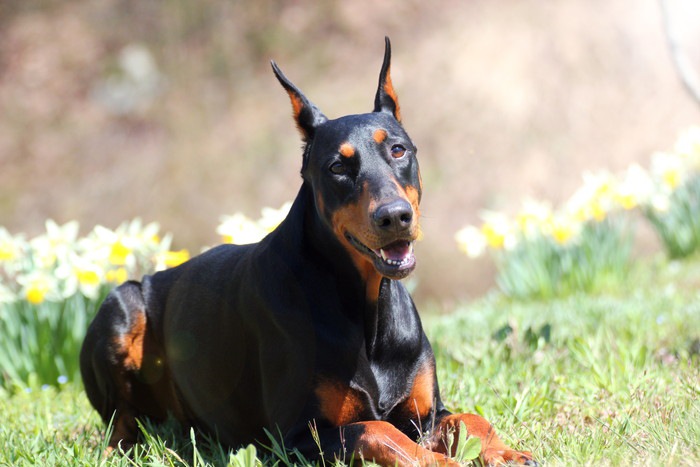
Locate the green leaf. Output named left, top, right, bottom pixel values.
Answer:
left=454, top=421, right=482, bottom=462
left=229, top=444, right=260, bottom=467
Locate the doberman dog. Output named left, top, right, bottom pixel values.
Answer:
left=80, top=38, right=536, bottom=466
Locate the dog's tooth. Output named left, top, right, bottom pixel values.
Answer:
left=380, top=249, right=388, bottom=261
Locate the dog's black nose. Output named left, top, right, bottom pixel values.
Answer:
left=373, top=199, right=413, bottom=231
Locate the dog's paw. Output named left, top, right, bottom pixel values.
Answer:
left=482, top=448, right=538, bottom=466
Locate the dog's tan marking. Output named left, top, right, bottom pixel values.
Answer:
left=383, top=66, right=401, bottom=122
left=373, top=129, right=387, bottom=144
left=331, top=182, right=383, bottom=301
left=406, top=361, right=434, bottom=419
left=339, top=142, right=356, bottom=158
left=116, top=312, right=146, bottom=370
left=315, top=379, right=365, bottom=426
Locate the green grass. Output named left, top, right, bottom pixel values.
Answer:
left=429, top=284, right=700, bottom=465
left=1, top=258, right=699, bottom=466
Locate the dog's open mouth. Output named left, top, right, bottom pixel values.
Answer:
left=345, top=234, right=416, bottom=279
left=374, top=240, right=414, bottom=267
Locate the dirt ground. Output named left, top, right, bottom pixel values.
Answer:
left=2, top=0, right=699, bottom=309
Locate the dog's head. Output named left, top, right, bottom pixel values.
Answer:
left=272, top=38, right=421, bottom=281
left=272, top=38, right=421, bottom=279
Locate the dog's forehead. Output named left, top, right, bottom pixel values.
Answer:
left=313, top=112, right=407, bottom=148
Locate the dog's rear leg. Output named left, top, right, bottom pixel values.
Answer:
left=80, top=281, right=178, bottom=452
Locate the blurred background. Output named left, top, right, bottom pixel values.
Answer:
left=1, top=0, right=699, bottom=310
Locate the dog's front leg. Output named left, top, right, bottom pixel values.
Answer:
left=306, top=420, right=459, bottom=466
left=345, top=420, right=461, bottom=466
left=428, top=413, right=536, bottom=466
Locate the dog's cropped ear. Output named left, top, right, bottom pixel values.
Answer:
left=271, top=61, right=328, bottom=141
left=373, top=37, right=401, bottom=122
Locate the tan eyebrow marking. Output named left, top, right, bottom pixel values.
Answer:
left=373, top=129, right=387, bottom=144
left=339, top=142, right=355, bottom=158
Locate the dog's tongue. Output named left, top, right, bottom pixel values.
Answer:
left=378, top=240, right=413, bottom=262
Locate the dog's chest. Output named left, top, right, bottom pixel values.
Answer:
left=313, top=355, right=418, bottom=426
left=309, top=278, right=431, bottom=426
left=313, top=326, right=428, bottom=426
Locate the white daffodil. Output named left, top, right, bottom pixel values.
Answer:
left=674, top=126, right=700, bottom=169
left=17, top=270, right=61, bottom=304
left=455, top=225, right=487, bottom=258
left=29, top=220, right=80, bottom=270
left=258, top=201, right=293, bottom=233
left=217, top=213, right=267, bottom=245
left=615, top=164, right=654, bottom=210
left=479, top=211, right=517, bottom=250
left=651, top=151, right=685, bottom=191
left=515, top=199, right=553, bottom=237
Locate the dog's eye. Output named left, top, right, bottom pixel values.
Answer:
left=329, top=161, right=346, bottom=175
left=390, top=144, right=406, bottom=158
